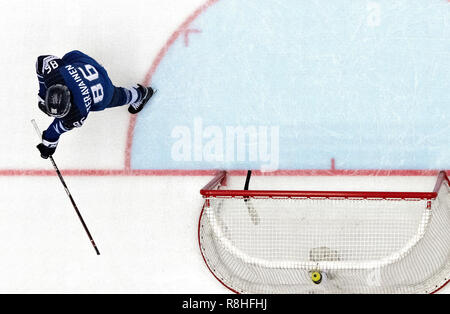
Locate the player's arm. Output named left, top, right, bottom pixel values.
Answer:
left=36, top=119, right=73, bottom=159
left=36, top=104, right=87, bottom=159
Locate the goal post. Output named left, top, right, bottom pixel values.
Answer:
left=198, top=171, right=450, bottom=294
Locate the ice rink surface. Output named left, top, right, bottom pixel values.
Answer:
left=0, top=0, right=448, bottom=293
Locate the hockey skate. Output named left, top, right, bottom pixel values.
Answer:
left=128, top=84, right=154, bottom=114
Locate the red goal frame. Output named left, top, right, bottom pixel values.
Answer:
left=199, top=171, right=450, bottom=294
left=200, top=171, right=449, bottom=200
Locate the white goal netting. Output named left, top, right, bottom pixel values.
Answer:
left=199, top=172, right=450, bottom=294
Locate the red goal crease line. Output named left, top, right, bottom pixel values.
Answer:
left=124, top=0, right=220, bottom=171
left=0, top=168, right=447, bottom=177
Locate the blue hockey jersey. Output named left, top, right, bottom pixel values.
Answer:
left=36, top=50, right=115, bottom=142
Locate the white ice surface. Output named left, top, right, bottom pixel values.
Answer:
left=0, top=176, right=219, bottom=293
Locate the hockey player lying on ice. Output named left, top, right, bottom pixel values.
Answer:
left=35, top=50, right=154, bottom=159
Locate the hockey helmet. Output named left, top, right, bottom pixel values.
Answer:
left=43, top=84, right=71, bottom=118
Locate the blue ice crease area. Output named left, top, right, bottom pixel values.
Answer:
left=132, top=0, right=450, bottom=171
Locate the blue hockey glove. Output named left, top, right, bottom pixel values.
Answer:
left=36, top=133, right=58, bottom=159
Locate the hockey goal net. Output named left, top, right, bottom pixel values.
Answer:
left=198, top=171, right=450, bottom=294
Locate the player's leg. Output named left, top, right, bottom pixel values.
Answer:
left=106, top=87, right=133, bottom=108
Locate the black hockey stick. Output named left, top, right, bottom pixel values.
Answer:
left=31, top=119, right=100, bottom=255
left=244, top=170, right=260, bottom=225
left=244, top=170, right=252, bottom=191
